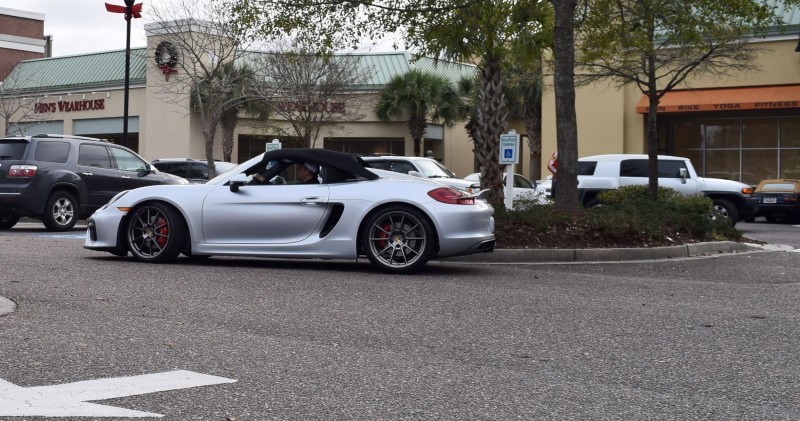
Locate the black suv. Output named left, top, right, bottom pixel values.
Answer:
left=151, top=158, right=237, bottom=184
left=0, top=134, right=188, bottom=231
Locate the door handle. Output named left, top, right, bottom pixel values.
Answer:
left=121, top=176, right=130, bottom=179
left=82, top=172, right=93, bottom=176
left=300, top=197, right=324, bottom=206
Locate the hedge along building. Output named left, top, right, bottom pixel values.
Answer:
left=536, top=3, right=800, bottom=186
left=0, top=17, right=480, bottom=178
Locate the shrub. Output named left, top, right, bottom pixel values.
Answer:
left=591, top=186, right=740, bottom=242
left=492, top=186, right=741, bottom=248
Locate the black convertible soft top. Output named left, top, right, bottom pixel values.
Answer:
left=259, top=148, right=379, bottom=181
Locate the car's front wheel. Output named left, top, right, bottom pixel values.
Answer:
left=42, top=191, right=78, bottom=231
left=126, top=203, right=186, bottom=263
left=712, top=198, right=738, bottom=226
left=361, top=206, right=435, bottom=273
left=0, top=215, right=19, bottom=229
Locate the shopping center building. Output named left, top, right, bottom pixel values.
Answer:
left=3, top=5, right=800, bottom=184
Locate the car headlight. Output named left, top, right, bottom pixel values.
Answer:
left=99, top=190, right=130, bottom=211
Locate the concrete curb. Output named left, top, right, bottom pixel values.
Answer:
left=0, top=296, right=16, bottom=317
left=445, top=241, right=771, bottom=264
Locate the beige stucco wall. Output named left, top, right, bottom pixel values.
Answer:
left=540, top=80, right=628, bottom=179
left=539, top=36, right=800, bottom=180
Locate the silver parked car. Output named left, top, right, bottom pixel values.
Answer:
left=84, top=149, right=495, bottom=273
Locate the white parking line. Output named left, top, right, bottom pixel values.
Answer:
left=0, top=370, right=237, bottom=417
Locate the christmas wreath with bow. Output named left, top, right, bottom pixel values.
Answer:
left=155, top=41, right=179, bottom=80
left=155, top=41, right=179, bottom=68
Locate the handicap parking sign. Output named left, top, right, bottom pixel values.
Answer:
left=499, top=132, right=519, bottom=164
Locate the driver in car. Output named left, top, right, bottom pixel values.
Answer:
left=253, top=161, right=319, bottom=184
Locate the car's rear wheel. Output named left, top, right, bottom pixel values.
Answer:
left=0, top=215, right=19, bottom=229
left=42, top=191, right=78, bottom=231
left=712, top=198, right=738, bottom=226
left=126, top=203, right=185, bottom=263
left=361, top=206, right=434, bottom=273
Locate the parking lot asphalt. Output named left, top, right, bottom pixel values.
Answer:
left=0, top=222, right=788, bottom=318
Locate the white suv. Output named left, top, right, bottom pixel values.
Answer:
left=577, top=154, right=757, bottom=224
left=361, top=155, right=480, bottom=193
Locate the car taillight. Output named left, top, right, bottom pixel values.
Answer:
left=428, top=187, right=475, bottom=205
left=8, top=165, right=37, bottom=178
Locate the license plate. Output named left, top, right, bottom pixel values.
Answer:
left=763, top=197, right=777, bottom=203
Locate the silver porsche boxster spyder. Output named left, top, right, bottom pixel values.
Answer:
left=84, top=148, right=495, bottom=273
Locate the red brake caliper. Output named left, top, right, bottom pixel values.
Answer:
left=377, top=223, right=391, bottom=249
left=155, top=217, right=168, bottom=248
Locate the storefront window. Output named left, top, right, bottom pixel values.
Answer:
left=742, top=149, right=777, bottom=185
left=781, top=149, right=800, bottom=179
left=780, top=117, right=800, bottom=148
left=743, top=118, right=778, bottom=149
left=705, top=149, right=739, bottom=180
left=325, top=138, right=404, bottom=155
left=664, top=116, right=798, bottom=185
left=703, top=120, right=740, bottom=149
left=673, top=121, right=703, bottom=150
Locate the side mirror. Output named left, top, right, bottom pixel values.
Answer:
left=137, top=166, right=154, bottom=177
left=408, top=170, right=422, bottom=178
left=229, top=173, right=248, bottom=192
left=679, top=168, right=687, bottom=184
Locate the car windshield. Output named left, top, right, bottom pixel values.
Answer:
left=514, top=175, right=534, bottom=189
left=760, top=183, right=797, bottom=192
left=214, top=162, right=238, bottom=176
left=416, top=159, right=457, bottom=178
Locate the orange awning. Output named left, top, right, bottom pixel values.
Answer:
left=635, top=85, right=800, bottom=113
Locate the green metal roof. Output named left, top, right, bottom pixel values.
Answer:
left=764, top=0, right=800, bottom=34
left=2, top=48, right=475, bottom=94
left=768, top=0, right=800, bottom=25
left=2, top=48, right=147, bottom=93
left=335, top=51, right=477, bottom=90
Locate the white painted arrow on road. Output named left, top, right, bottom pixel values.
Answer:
left=0, top=370, right=237, bottom=417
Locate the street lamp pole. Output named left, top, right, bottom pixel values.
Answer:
left=104, top=1, right=142, bottom=147
left=123, top=0, right=133, bottom=147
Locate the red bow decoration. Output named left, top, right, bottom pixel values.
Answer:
left=105, top=2, right=143, bottom=20
left=159, top=65, right=178, bottom=81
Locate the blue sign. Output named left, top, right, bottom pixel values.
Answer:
left=499, top=132, right=519, bottom=164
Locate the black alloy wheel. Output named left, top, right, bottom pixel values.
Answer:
left=126, top=203, right=186, bottom=263
left=362, top=206, right=435, bottom=273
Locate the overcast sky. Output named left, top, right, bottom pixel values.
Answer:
left=3, top=0, right=400, bottom=57
left=2, top=1, right=182, bottom=56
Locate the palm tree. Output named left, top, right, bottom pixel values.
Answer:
left=402, top=0, right=553, bottom=207
left=374, top=69, right=463, bottom=157
left=505, top=62, right=545, bottom=183
left=190, top=61, right=262, bottom=177
left=218, top=63, right=268, bottom=163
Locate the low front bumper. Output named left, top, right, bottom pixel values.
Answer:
left=83, top=207, right=126, bottom=251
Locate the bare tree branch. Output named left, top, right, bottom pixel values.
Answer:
left=248, top=38, right=372, bottom=148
